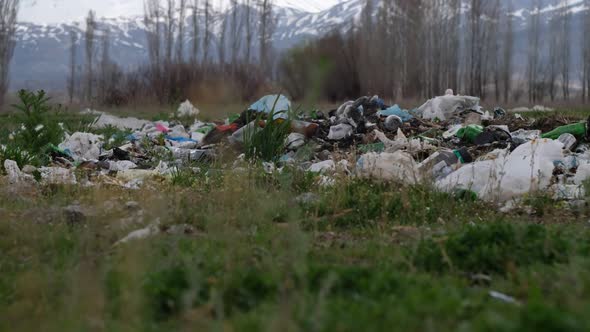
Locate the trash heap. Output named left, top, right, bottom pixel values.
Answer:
left=4, top=92, right=590, bottom=208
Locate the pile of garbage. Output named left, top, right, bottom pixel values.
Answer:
left=4, top=92, right=590, bottom=208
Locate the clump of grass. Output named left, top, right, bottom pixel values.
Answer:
left=243, top=96, right=292, bottom=163
left=412, top=223, right=569, bottom=275
left=92, top=125, right=132, bottom=150
left=0, top=144, right=35, bottom=170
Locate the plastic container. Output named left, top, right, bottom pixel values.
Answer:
left=541, top=122, right=586, bottom=139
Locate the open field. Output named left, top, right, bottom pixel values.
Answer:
left=2, top=103, right=590, bottom=331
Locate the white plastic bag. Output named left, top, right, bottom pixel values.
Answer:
left=357, top=151, right=421, bottom=184
left=436, top=139, right=565, bottom=202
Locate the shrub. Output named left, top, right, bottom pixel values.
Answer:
left=11, top=90, right=64, bottom=156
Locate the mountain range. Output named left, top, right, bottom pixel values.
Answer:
left=11, top=0, right=590, bottom=91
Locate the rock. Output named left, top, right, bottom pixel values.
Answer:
left=109, top=160, right=138, bottom=172
left=125, top=201, right=141, bottom=211
left=21, top=165, right=38, bottom=174
left=63, top=205, right=86, bottom=225
left=4, top=160, right=36, bottom=185
left=39, top=167, right=77, bottom=185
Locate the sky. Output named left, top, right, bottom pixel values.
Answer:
left=19, top=0, right=343, bottom=24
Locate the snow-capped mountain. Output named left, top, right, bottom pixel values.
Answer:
left=10, top=0, right=589, bottom=91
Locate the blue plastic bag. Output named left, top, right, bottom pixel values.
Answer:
left=377, top=105, right=413, bottom=122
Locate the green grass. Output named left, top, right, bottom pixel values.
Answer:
left=1, top=165, right=590, bottom=332
left=2, top=106, right=590, bottom=331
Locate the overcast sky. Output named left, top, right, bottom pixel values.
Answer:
left=20, top=0, right=341, bottom=24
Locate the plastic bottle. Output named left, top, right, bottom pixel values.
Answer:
left=541, top=122, right=586, bottom=139
left=291, top=120, right=319, bottom=138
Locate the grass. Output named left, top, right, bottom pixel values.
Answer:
left=2, top=104, right=590, bottom=331
left=1, top=163, right=590, bottom=332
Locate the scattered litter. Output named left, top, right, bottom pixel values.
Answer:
left=357, top=151, right=421, bottom=184
left=417, top=94, right=480, bottom=121
left=3, top=91, right=590, bottom=207
left=82, top=109, right=150, bottom=131
left=328, top=124, right=353, bottom=140
left=177, top=100, right=200, bottom=117
left=489, top=291, right=521, bottom=305
left=308, top=160, right=336, bottom=174
left=58, top=132, right=103, bottom=161
left=249, top=94, right=291, bottom=119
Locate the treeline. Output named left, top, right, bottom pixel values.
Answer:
left=4, top=0, right=590, bottom=109
left=282, top=0, right=590, bottom=104
left=69, top=0, right=276, bottom=106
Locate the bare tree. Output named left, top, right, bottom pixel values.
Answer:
left=177, top=0, right=187, bottom=63
left=527, top=0, right=542, bottom=102
left=468, top=0, right=492, bottom=97
left=191, top=0, right=199, bottom=66
left=358, top=0, right=375, bottom=94
left=202, top=0, right=211, bottom=65
left=99, top=28, right=111, bottom=101
left=85, top=10, right=97, bottom=102
left=0, top=0, right=19, bottom=109
left=244, top=0, right=253, bottom=64
left=548, top=10, right=559, bottom=101
left=144, top=0, right=162, bottom=69
left=67, top=30, right=78, bottom=104
left=258, top=0, right=274, bottom=74
left=217, top=0, right=228, bottom=65
left=229, top=0, right=242, bottom=69
left=165, top=0, right=176, bottom=65
left=584, top=0, right=590, bottom=101
left=488, top=0, right=501, bottom=101
left=501, top=0, right=514, bottom=103
left=559, top=0, right=571, bottom=100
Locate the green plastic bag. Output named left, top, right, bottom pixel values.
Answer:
left=456, top=125, right=484, bottom=143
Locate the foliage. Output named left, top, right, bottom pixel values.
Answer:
left=0, top=143, right=35, bottom=170
left=1, top=164, right=590, bottom=331
left=243, top=98, right=292, bottom=163
left=10, top=90, right=64, bottom=162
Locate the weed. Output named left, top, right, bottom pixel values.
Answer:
left=243, top=96, right=292, bottom=162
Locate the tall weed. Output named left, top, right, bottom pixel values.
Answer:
left=243, top=97, right=292, bottom=163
